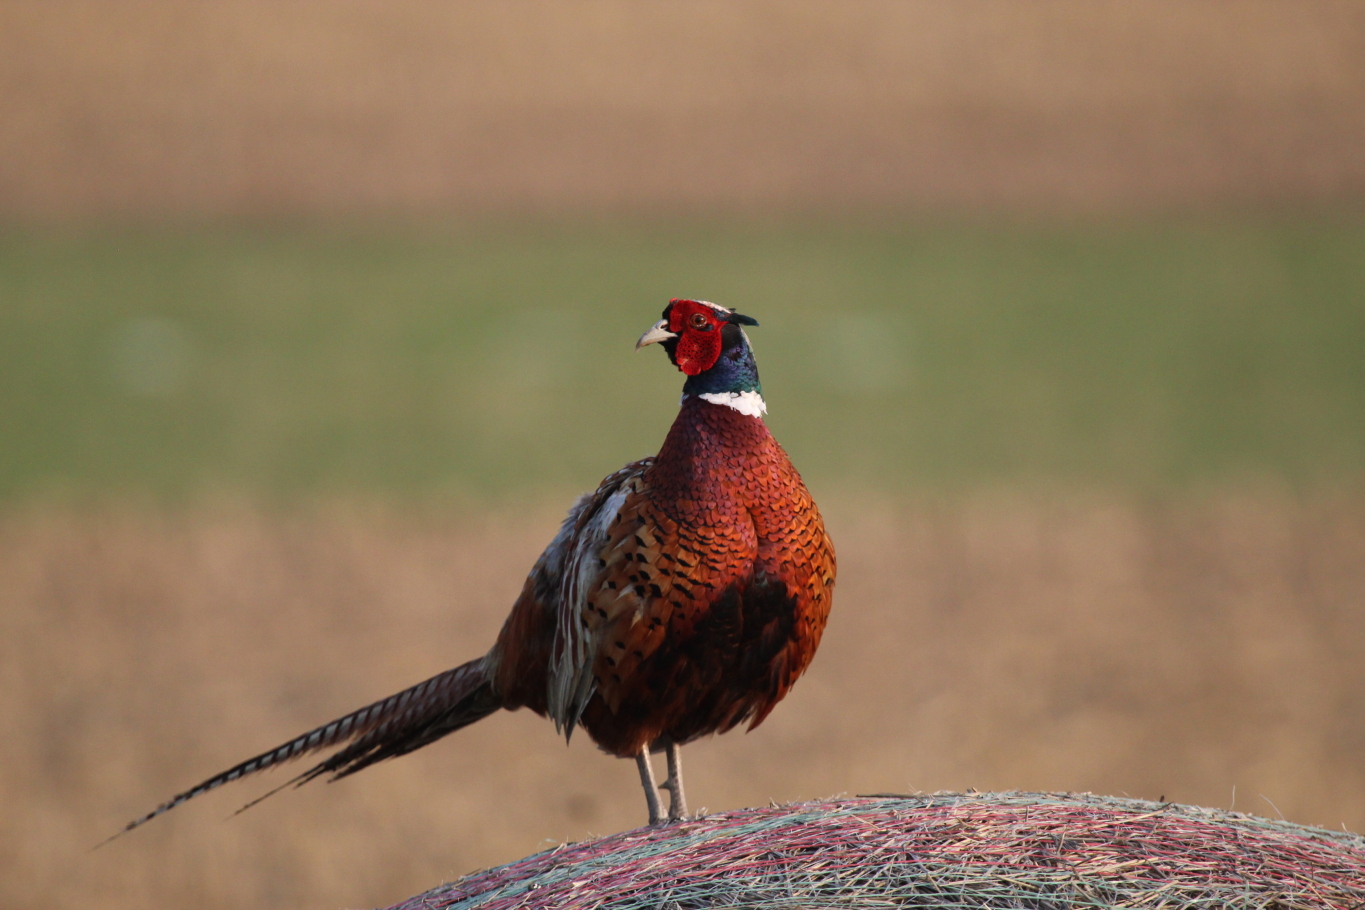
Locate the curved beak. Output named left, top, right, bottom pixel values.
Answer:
left=635, top=319, right=677, bottom=351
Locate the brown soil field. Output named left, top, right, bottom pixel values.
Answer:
left=2, top=492, right=1363, bottom=909
left=2, top=1, right=1364, bottom=218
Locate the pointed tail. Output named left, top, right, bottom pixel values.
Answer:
left=101, top=656, right=499, bottom=847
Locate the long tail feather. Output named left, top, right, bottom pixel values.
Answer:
left=99, top=656, right=497, bottom=848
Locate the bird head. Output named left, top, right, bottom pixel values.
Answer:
left=636, top=299, right=760, bottom=376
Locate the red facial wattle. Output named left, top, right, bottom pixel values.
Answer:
left=667, top=300, right=724, bottom=375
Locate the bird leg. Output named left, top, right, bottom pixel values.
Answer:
left=662, top=741, right=688, bottom=821
left=635, top=747, right=664, bottom=825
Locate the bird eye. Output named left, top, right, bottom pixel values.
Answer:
left=689, top=313, right=709, bottom=329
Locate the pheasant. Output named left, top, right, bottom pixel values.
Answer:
left=110, top=299, right=836, bottom=838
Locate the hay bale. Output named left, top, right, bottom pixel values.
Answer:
left=388, top=792, right=1365, bottom=910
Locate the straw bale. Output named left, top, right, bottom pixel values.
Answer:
left=389, top=792, right=1365, bottom=910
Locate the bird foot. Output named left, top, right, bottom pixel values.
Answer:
left=662, top=741, right=689, bottom=821
left=658, top=782, right=687, bottom=822
left=635, top=748, right=664, bottom=825
left=638, top=742, right=688, bottom=825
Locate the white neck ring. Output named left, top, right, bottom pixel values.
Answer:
left=686, top=390, right=767, bottom=417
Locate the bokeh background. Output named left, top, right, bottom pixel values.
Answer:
left=3, top=3, right=1365, bottom=908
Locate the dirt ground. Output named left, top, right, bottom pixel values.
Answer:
left=2, top=1, right=1364, bottom=218
left=2, top=491, right=1362, bottom=909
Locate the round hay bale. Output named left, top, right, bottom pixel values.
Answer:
left=388, top=792, right=1365, bottom=909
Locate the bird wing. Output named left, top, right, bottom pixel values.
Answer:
left=543, top=458, right=655, bottom=735
left=546, top=462, right=760, bottom=736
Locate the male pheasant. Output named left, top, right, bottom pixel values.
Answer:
left=111, top=300, right=836, bottom=837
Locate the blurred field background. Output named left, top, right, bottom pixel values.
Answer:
left=2, top=3, right=1365, bottom=910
